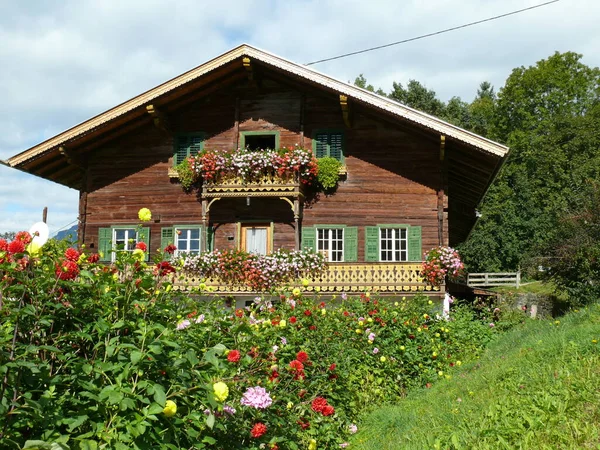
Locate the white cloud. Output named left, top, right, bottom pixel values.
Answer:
left=1, top=0, right=599, bottom=233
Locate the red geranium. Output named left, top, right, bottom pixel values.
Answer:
left=304, top=309, right=312, bottom=316
left=135, top=242, right=147, bottom=252
left=296, top=351, right=308, bottom=363
left=250, top=422, right=267, bottom=438
left=65, top=247, right=80, bottom=261
left=227, top=350, right=241, bottom=363
left=289, top=316, right=297, bottom=324
left=311, top=397, right=328, bottom=413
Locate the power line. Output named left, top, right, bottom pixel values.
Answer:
left=305, top=0, right=561, bottom=66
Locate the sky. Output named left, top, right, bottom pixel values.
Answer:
left=1, top=0, right=599, bottom=235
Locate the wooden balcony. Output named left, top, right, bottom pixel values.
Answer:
left=201, top=174, right=304, bottom=199
left=174, top=262, right=441, bottom=295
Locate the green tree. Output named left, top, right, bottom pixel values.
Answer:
left=388, top=79, right=446, bottom=117
left=353, top=74, right=386, bottom=96
left=461, top=52, right=600, bottom=272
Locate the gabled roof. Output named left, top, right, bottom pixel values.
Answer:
left=8, top=43, right=508, bottom=170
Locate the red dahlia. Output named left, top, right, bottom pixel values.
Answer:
left=296, top=351, right=308, bottom=363
left=55, top=260, right=80, bottom=280
left=250, top=422, right=267, bottom=438
left=135, top=242, right=147, bottom=252
left=65, top=247, right=80, bottom=261
left=304, top=310, right=312, bottom=316
left=289, top=359, right=304, bottom=371
left=227, top=350, right=241, bottom=363
left=87, top=253, right=100, bottom=263
left=322, top=404, right=335, bottom=416
left=289, top=316, right=297, bottom=324
left=15, top=231, right=32, bottom=244
left=8, top=240, right=25, bottom=254
left=0, top=238, right=8, bottom=251
left=164, top=244, right=177, bottom=254
left=311, top=397, right=328, bottom=413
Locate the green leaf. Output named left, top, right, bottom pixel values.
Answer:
left=66, top=415, right=88, bottom=432
left=206, top=413, right=215, bottom=429
left=153, top=384, right=166, bottom=406
left=130, top=351, right=143, bottom=365
left=202, top=437, right=216, bottom=445
left=147, top=403, right=163, bottom=415
left=78, top=441, right=97, bottom=450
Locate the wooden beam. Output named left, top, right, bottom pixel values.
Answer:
left=243, top=57, right=253, bottom=82
left=340, top=95, right=351, bottom=128
left=438, top=135, right=446, bottom=246
left=146, top=104, right=170, bottom=132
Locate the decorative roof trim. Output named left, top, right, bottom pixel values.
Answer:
left=8, top=44, right=508, bottom=167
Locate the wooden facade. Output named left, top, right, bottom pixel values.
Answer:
left=6, top=45, right=509, bottom=295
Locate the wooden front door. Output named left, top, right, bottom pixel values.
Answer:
left=240, top=224, right=271, bottom=255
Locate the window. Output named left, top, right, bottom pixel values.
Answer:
left=317, top=228, right=344, bottom=262
left=174, top=134, right=204, bottom=166
left=176, top=227, right=202, bottom=256
left=379, top=228, right=407, bottom=262
left=313, top=130, right=344, bottom=161
left=240, top=131, right=280, bottom=151
left=365, top=225, right=422, bottom=262
left=302, top=225, right=357, bottom=262
left=98, top=226, right=150, bottom=262
left=161, top=225, right=208, bottom=257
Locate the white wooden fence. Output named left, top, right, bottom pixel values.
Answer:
left=467, top=271, right=521, bottom=288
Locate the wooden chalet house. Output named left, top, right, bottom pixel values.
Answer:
left=5, top=45, right=508, bottom=296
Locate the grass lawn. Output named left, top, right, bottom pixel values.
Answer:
left=351, top=304, right=600, bottom=449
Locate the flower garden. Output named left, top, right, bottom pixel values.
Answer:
left=0, top=213, right=500, bottom=449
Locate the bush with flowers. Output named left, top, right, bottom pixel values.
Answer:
left=0, top=218, right=498, bottom=449
left=421, top=246, right=466, bottom=287
left=181, top=248, right=327, bottom=291
left=176, top=146, right=319, bottom=191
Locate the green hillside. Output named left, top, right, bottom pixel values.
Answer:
left=352, top=305, right=600, bottom=449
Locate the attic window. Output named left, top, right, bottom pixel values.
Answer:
left=240, top=131, right=280, bottom=151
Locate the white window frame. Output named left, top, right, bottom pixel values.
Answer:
left=317, top=228, right=344, bottom=262
left=379, top=228, right=408, bottom=262
left=175, top=227, right=202, bottom=256
left=112, top=227, right=138, bottom=262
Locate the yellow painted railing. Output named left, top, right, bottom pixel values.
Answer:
left=175, top=262, right=440, bottom=294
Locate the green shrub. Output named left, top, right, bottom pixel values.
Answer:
left=317, top=157, right=342, bottom=191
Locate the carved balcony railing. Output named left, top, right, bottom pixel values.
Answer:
left=174, top=262, right=441, bottom=295
left=201, top=174, right=304, bottom=199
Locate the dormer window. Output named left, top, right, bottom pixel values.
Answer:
left=240, top=131, right=280, bottom=150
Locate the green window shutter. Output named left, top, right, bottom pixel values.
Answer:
left=98, top=227, right=112, bottom=262
left=175, top=135, right=203, bottom=165
left=408, top=226, right=422, bottom=261
left=329, top=133, right=343, bottom=161
left=344, top=226, right=358, bottom=262
left=302, top=227, right=316, bottom=252
left=315, top=134, right=328, bottom=158
left=175, top=136, right=191, bottom=165
left=206, top=226, right=214, bottom=251
left=365, top=226, right=379, bottom=262
left=189, top=136, right=203, bottom=155
left=138, top=227, right=151, bottom=261
left=161, top=227, right=174, bottom=257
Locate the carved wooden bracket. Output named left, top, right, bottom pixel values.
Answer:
left=440, top=135, right=446, bottom=161
left=59, top=146, right=83, bottom=168
left=146, top=104, right=170, bottom=132
left=340, top=95, right=351, bottom=128
left=243, top=57, right=253, bottom=82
